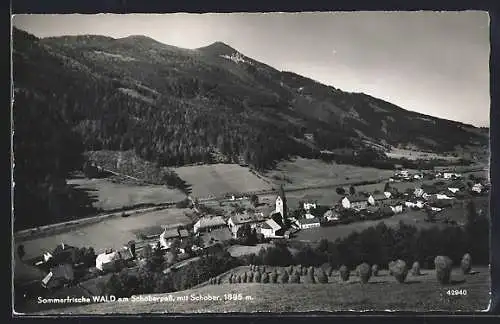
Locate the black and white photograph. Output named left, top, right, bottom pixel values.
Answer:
left=11, top=11, right=491, bottom=314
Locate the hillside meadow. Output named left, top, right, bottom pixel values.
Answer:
left=174, top=164, right=274, bottom=198
left=33, top=266, right=490, bottom=314
left=265, top=157, right=395, bottom=188
left=67, top=177, right=187, bottom=211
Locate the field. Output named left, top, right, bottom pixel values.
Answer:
left=293, top=210, right=449, bottom=243
left=173, top=164, right=273, bottom=198
left=386, top=148, right=462, bottom=161
left=227, top=244, right=274, bottom=257
left=33, top=266, right=490, bottom=314
left=67, top=177, right=187, bottom=211
left=15, top=208, right=192, bottom=260
left=265, top=157, right=394, bottom=188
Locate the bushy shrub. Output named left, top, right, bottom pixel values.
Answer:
left=290, top=271, right=300, bottom=283
left=248, top=271, right=254, bottom=283
left=358, top=263, right=371, bottom=284
left=289, top=265, right=294, bottom=274
left=339, top=265, right=350, bottom=282
left=262, top=272, right=270, bottom=283
left=304, top=267, right=309, bottom=276
left=271, top=270, right=278, bottom=283
left=371, top=264, right=379, bottom=277
left=388, top=261, right=396, bottom=275
left=434, top=256, right=453, bottom=284
left=461, top=253, right=472, bottom=274
left=217, top=277, right=221, bottom=285
left=328, top=266, right=334, bottom=276
left=392, top=260, right=408, bottom=283
left=306, top=268, right=316, bottom=284
left=242, top=272, right=248, bottom=283
left=228, top=274, right=233, bottom=284
left=236, top=275, right=242, bottom=283
left=254, top=271, right=262, bottom=283
left=411, top=261, right=421, bottom=276
left=281, top=270, right=289, bottom=283
left=317, top=269, right=328, bottom=283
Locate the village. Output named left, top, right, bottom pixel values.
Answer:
left=14, top=163, right=489, bottom=307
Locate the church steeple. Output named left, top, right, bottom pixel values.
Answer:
left=275, top=185, right=288, bottom=224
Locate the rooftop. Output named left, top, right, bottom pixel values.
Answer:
left=195, top=216, right=226, bottom=228
left=230, top=212, right=265, bottom=225
left=297, top=217, right=321, bottom=225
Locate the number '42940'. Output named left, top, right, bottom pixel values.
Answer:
left=446, top=289, right=468, bottom=296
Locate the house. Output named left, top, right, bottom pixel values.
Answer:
left=297, top=218, right=321, bottom=229
left=323, top=209, right=340, bottom=222
left=435, top=193, right=454, bottom=200
left=95, top=250, right=123, bottom=272
left=179, top=229, right=189, bottom=238
left=344, top=195, right=369, bottom=210
left=193, top=216, right=226, bottom=233
left=414, top=188, right=425, bottom=197
left=391, top=205, right=404, bottom=214
left=368, top=194, right=388, bottom=206
left=159, top=228, right=181, bottom=249
left=443, top=172, right=461, bottom=180
left=395, top=170, right=410, bottom=178
left=303, top=202, right=317, bottom=211
left=304, top=212, right=316, bottom=219
left=259, top=219, right=283, bottom=238
left=41, top=263, right=74, bottom=289
left=227, top=212, right=266, bottom=238
left=340, top=197, right=351, bottom=209
left=383, top=191, right=392, bottom=198
left=472, top=183, right=483, bottom=193
left=118, top=246, right=135, bottom=261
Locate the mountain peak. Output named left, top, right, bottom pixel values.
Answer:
left=196, top=41, right=237, bottom=56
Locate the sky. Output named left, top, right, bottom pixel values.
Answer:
left=12, top=12, right=490, bottom=127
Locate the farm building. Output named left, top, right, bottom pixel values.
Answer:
left=303, top=202, right=317, bottom=211
left=472, top=183, right=484, bottom=193
left=118, top=247, right=134, bottom=261
left=159, top=228, right=182, bottom=249
left=259, top=218, right=283, bottom=238
left=368, top=193, right=388, bottom=206
left=297, top=217, right=321, bottom=229
left=414, top=188, right=425, bottom=197
left=227, top=212, right=266, bottom=238
left=323, top=209, right=340, bottom=222
left=193, top=216, right=226, bottom=233
left=95, top=250, right=124, bottom=272
left=342, top=195, right=369, bottom=211
left=41, top=263, right=74, bottom=289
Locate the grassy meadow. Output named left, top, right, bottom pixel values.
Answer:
left=33, top=266, right=490, bottom=314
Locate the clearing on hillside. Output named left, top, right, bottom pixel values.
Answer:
left=33, top=267, right=489, bottom=314
left=68, top=177, right=186, bottom=211
left=386, top=148, right=462, bottom=161
left=265, top=157, right=394, bottom=188
left=173, top=164, right=273, bottom=198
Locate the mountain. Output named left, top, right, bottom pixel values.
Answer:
left=12, top=28, right=487, bottom=228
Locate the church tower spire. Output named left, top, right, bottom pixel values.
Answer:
left=275, top=184, right=288, bottom=224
